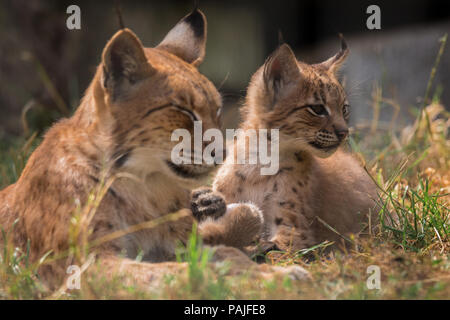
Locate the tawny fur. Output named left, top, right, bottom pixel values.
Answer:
left=214, top=42, right=379, bottom=252
left=0, top=10, right=306, bottom=289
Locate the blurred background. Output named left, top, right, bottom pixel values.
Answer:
left=0, top=0, right=449, bottom=138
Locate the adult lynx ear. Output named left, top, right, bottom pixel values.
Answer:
left=317, top=35, right=349, bottom=74
left=263, top=44, right=301, bottom=106
left=102, top=29, right=153, bottom=100
left=157, top=9, right=207, bottom=66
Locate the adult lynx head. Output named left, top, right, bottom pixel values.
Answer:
left=245, top=38, right=350, bottom=158
left=86, top=9, right=222, bottom=181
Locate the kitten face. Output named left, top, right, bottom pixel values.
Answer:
left=247, top=41, right=350, bottom=158
left=275, top=64, right=350, bottom=158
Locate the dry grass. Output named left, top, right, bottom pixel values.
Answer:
left=0, top=100, right=447, bottom=300
left=0, top=35, right=449, bottom=299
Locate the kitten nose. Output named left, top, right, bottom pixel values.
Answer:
left=335, top=127, right=349, bottom=141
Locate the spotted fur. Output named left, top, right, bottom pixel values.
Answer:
left=214, top=40, right=379, bottom=253
left=0, top=10, right=301, bottom=289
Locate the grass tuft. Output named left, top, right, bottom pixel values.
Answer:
left=0, top=34, right=449, bottom=299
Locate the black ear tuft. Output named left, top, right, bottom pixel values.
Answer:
left=157, top=9, right=207, bottom=66
left=317, top=34, right=349, bottom=74
left=278, top=29, right=285, bottom=46
left=184, top=9, right=205, bottom=38
left=339, top=33, right=348, bottom=51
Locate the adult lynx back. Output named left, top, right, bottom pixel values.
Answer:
left=0, top=10, right=276, bottom=288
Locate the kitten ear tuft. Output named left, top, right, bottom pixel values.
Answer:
left=339, top=33, right=348, bottom=52
left=317, top=34, right=349, bottom=74
left=278, top=29, right=285, bottom=46
left=157, top=9, right=207, bottom=66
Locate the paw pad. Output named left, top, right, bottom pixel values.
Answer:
left=191, top=188, right=226, bottom=221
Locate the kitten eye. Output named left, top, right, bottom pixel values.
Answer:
left=342, top=104, right=350, bottom=117
left=306, top=104, right=328, bottom=117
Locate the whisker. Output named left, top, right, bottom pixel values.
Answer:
left=217, top=71, right=230, bottom=91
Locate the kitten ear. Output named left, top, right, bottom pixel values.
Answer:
left=101, top=29, right=153, bottom=100
left=263, top=44, right=301, bottom=105
left=317, top=35, right=349, bottom=74
left=157, top=9, right=207, bottom=66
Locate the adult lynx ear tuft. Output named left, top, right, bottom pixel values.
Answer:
left=263, top=43, right=301, bottom=106
left=101, top=29, right=153, bottom=100
left=157, top=9, right=207, bottom=66
left=317, top=34, right=349, bottom=74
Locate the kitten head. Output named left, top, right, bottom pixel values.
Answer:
left=245, top=38, right=350, bottom=158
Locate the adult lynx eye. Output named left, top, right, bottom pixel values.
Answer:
left=172, top=105, right=198, bottom=122
left=306, top=104, right=328, bottom=117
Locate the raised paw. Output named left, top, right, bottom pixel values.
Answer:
left=220, top=202, right=264, bottom=247
left=191, top=188, right=227, bottom=222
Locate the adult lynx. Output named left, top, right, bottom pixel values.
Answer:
left=0, top=10, right=305, bottom=289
